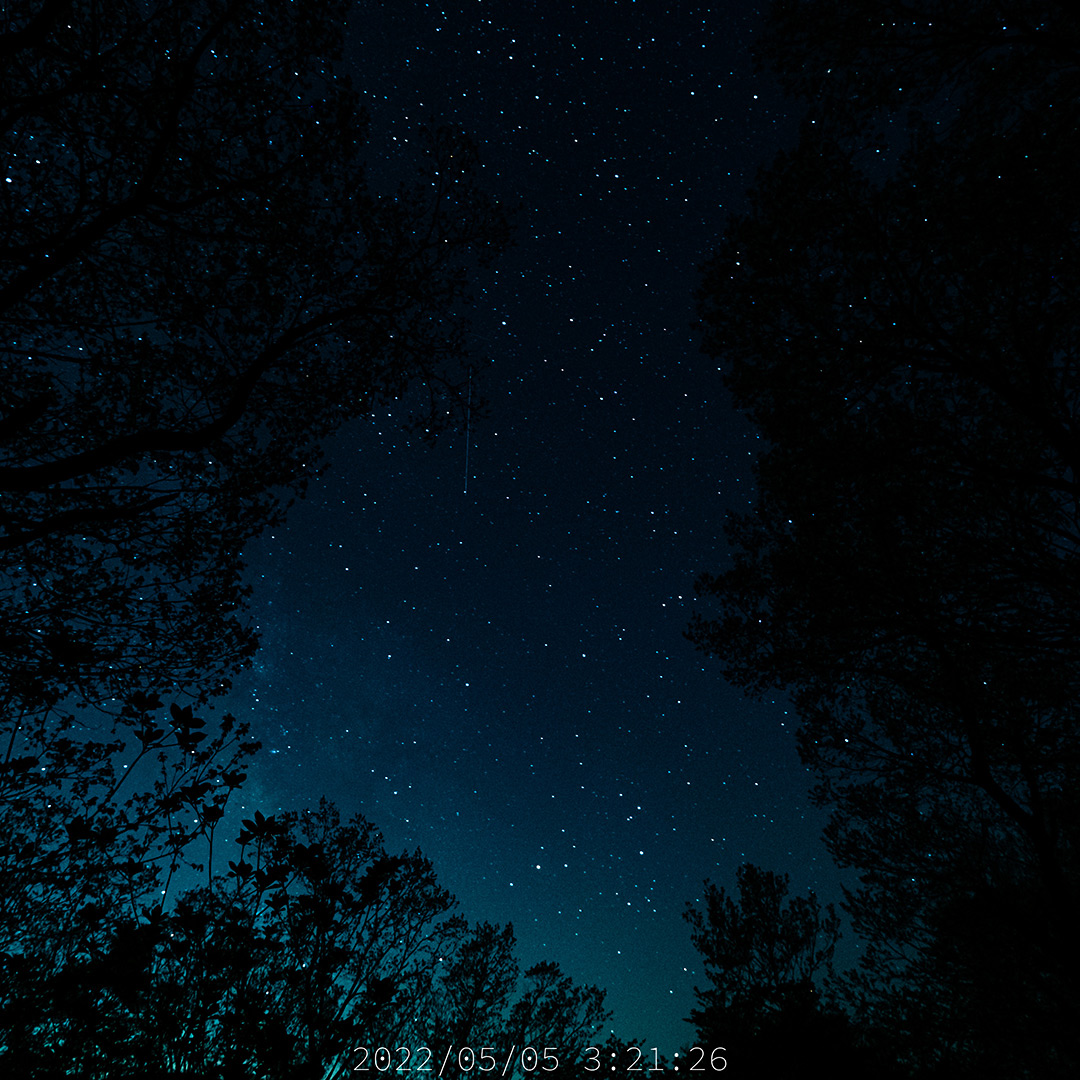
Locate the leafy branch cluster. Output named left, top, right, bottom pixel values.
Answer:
left=688, top=2, right=1080, bottom=1075
left=0, top=0, right=511, bottom=722
left=0, top=4, right=618, bottom=1078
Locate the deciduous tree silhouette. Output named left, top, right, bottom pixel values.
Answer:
left=0, top=692, right=260, bottom=1076
left=3, top=796, right=613, bottom=1080
left=407, top=920, right=614, bottom=1080
left=684, top=865, right=895, bottom=1078
left=1, top=3, right=513, bottom=1072
left=0, top=0, right=510, bottom=722
left=689, top=2, right=1080, bottom=1074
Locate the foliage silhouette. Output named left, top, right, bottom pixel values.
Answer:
left=0, top=2, right=524, bottom=1074
left=683, top=865, right=907, bottom=1077
left=684, top=864, right=839, bottom=1032
left=690, top=1, right=1080, bottom=1074
left=0, top=0, right=510, bottom=722
left=3, top=793, right=613, bottom=1079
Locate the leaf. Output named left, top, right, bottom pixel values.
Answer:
left=169, top=703, right=193, bottom=726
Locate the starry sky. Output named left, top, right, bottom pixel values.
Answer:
left=228, top=0, right=838, bottom=1052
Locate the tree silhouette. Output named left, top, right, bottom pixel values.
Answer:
left=0, top=3, right=516, bottom=1072
left=405, top=919, right=613, bottom=1080
left=416, top=920, right=520, bottom=1050
left=0, top=693, right=259, bottom=1076
left=690, top=1, right=1080, bottom=1074
left=503, top=960, right=611, bottom=1076
left=3, top=795, right=615, bottom=1079
left=684, top=864, right=839, bottom=1032
left=683, top=865, right=897, bottom=1078
left=0, top=0, right=510, bottom=723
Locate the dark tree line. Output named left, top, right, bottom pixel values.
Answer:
left=3, top=793, right=615, bottom=1079
left=689, top=1, right=1080, bottom=1075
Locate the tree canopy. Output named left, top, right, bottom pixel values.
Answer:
left=690, top=1, right=1080, bottom=1074
left=683, top=865, right=895, bottom=1077
left=0, top=5, right=523, bottom=1072
left=0, top=0, right=510, bottom=721
left=3, top=796, right=612, bottom=1079
left=684, top=864, right=839, bottom=1034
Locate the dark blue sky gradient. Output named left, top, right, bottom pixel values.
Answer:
left=229, top=0, right=837, bottom=1052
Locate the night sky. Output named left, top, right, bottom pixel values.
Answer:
left=227, top=1, right=835, bottom=1051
